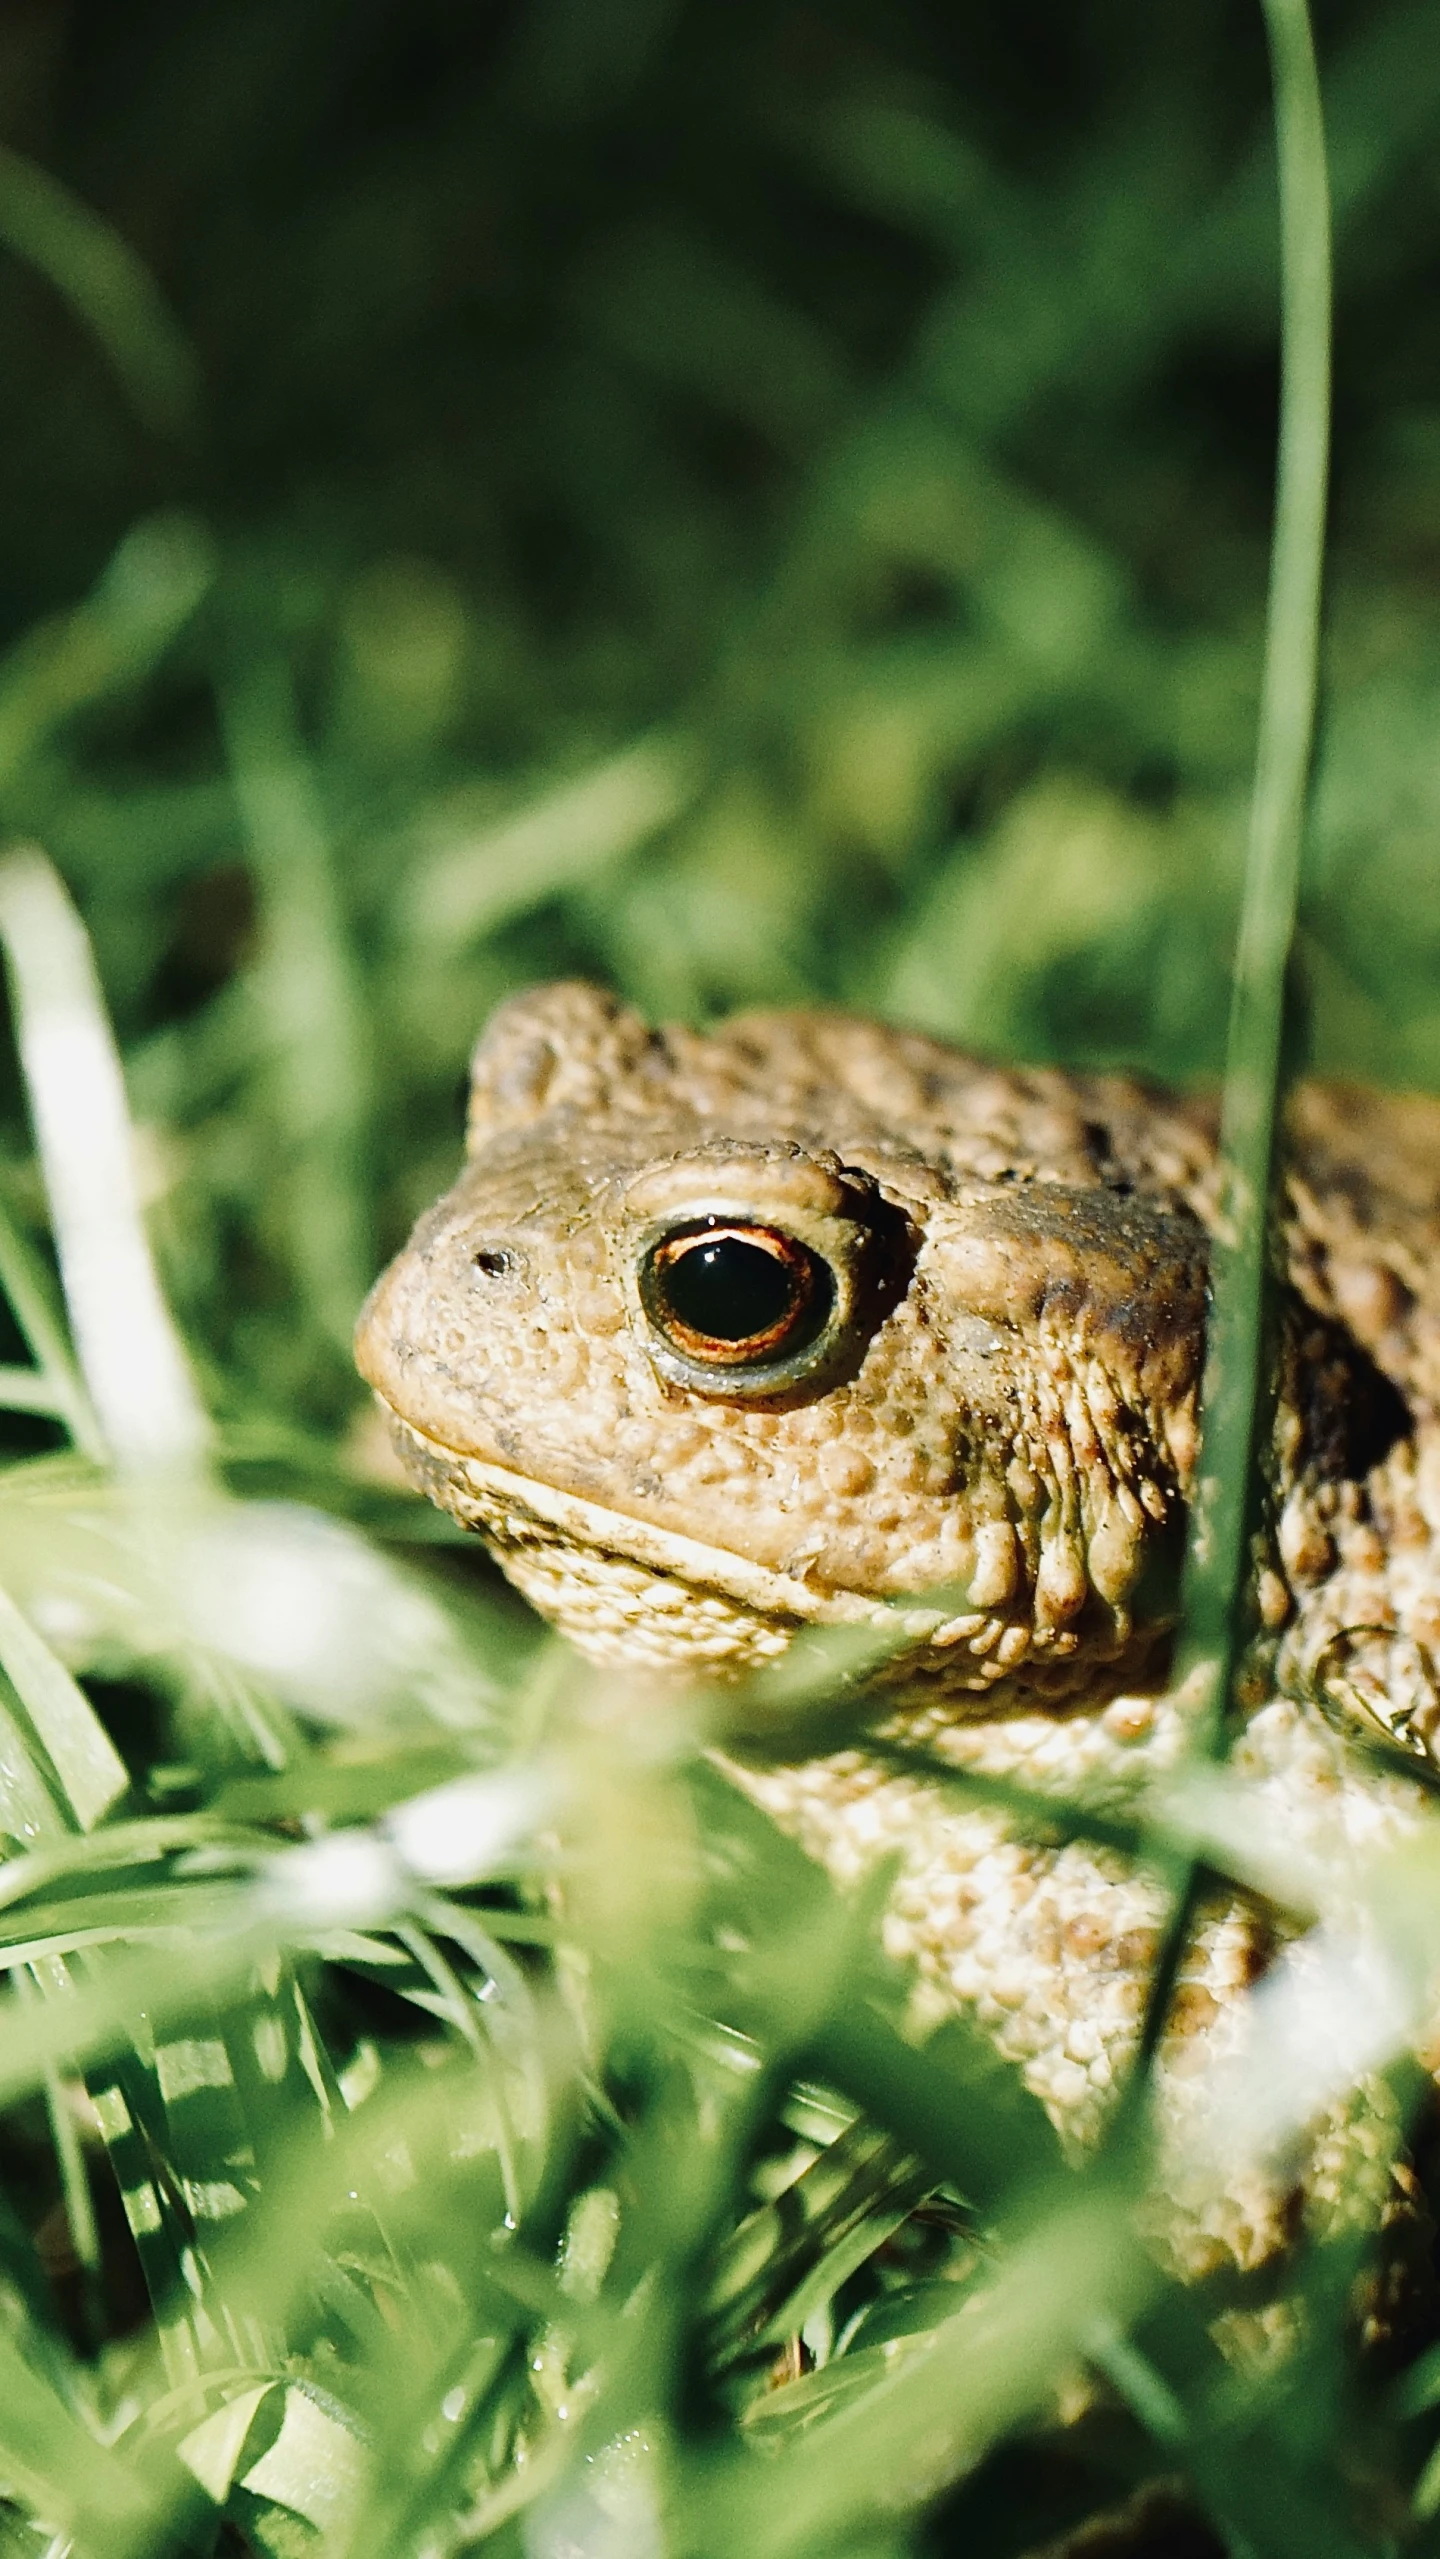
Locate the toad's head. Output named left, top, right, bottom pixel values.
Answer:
left=356, top=984, right=1208, bottom=1704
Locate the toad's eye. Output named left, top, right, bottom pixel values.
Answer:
left=639, top=1222, right=834, bottom=1369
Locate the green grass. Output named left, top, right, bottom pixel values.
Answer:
left=0, top=0, right=1431, bottom=2552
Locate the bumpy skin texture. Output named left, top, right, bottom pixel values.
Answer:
left=356, top=984, right=1440, bottom=2268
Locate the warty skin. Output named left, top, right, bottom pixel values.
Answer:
left=357, top=982, right=1440, bottom=2271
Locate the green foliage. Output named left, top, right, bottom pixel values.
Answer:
left=0, top=3, right=1427, bottom=2554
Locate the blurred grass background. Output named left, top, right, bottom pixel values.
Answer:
left=0, top=11, right=1430, bottom=2555
left=0, top=0, right=1435, bottom=1429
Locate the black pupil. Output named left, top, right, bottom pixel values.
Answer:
left=663, top=1235, right=807, bottom=1345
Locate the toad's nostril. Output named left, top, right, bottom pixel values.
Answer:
left=473, top=1248, right=518, bottom=1278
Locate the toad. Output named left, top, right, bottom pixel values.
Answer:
left=356, top=982, right=1440, bottom=2264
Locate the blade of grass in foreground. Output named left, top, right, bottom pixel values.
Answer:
left=0, top=1180, right=104, bottom=1454
left=0, top=848, right=211, bottom=1477
left=1134, top=0, right=1332, bottom=2067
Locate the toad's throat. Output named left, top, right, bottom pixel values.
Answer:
left=381, top=1400, right=920, bottom=1632
left=378, top=1403, right=1169, bottom=1702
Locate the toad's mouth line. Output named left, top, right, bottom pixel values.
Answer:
left=379, top=1400, right=971, bottom=1637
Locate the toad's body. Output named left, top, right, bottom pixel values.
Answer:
left=357, top=985, right=1440, bottom=2264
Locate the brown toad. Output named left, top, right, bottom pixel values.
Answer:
left=356, top=983, right=1440, bottom=2262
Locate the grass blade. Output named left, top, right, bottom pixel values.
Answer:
left=0, top=1579, right=128, bottom=1830
left=220, top=663, right=374, bottom=1359
left=0, top=850, right=211, bottom=1478
left=1133, top=0, right=1333, bottom=2088
left=0, top=1189, right=105, bottom=1456
left=0, top=142, right=200, bottom=441
left=1176, top=0, right=1332, bottom=1732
